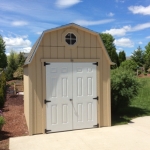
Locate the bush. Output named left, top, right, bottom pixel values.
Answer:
left=0, top=110, right=5, bottom=130
left=0, top=72, right=6, bottom=108
left=111, top=68, right=140, bottom=113
left=138, top=70, right=142, bottom=75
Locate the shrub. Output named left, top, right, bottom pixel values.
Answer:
left=0, top=110, right=5, bottom=131
left=111, top=68, right=140, bottom=113
left=0, top=72, right=6, bottom=108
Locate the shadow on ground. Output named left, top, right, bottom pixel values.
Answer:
left=112, top=106, right=150, bottom=125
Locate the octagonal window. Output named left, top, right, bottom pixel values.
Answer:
left=65, top=33, right=76, bottom=45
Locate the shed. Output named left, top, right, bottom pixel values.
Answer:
left=24, top=23, right=114, bottom=135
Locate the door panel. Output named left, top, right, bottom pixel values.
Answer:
left=46, top=63, right=72, bottom=132
left=73, top=63, right=97, bottom=129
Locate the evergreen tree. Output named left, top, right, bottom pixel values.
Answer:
left=17, top=52, right=26, bottom=67
left=6, top=51, right=18, bottom=80
left=0, top=35, right=7, bottom=69
left=100, top=33, right=119, bottom=68
left=131, top=46, right=144, bottom=66
left=118, top=51, right=126, bottom=64
left=144, top=42, right=150, bottom=71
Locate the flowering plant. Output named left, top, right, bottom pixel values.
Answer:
left=0, top=110, right=5, bottom=131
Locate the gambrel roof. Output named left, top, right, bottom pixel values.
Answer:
left=24, top=23, right=114, bottom=65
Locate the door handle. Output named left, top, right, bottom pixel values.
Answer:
left=70, top=99, right=73, bottom=101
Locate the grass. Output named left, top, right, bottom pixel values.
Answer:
left=112, top=77, right=150, bottom=125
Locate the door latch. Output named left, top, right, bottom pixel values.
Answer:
left=70, top=99, right=73, bottom=101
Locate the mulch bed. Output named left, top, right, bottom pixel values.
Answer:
left=0, top=86, right=28, bottom=150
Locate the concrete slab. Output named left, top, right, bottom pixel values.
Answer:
left=9, top=116, right=150, bottom=150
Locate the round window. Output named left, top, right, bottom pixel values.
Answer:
left=65, top=33, right=76, bottom=45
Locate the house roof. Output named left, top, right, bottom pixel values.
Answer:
left=24, top=23, right=114, bottom=66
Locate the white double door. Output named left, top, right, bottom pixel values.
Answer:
left=46, top=62, right=97, bottom=132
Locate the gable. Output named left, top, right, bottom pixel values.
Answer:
left=24, top=23, right=113, bottom=66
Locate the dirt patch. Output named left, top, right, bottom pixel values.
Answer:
left=0, top=86, right=28, bottom=150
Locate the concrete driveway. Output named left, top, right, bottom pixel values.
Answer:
left=10, top=116, right=150, bottom=150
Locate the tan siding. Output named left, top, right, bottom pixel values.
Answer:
left=71, top=49, right=78, bottom=59
left=57, top=29, right=63, bottom=46
left=77, top=29, right=84, bottom=47
left=58, top=47, right=65, bottom=58
left=50, top=31, right=57, bottom=46
left=51, top=47, right=57, bottom=58
left=84, top=32, right=91, bottom=47
left=31, top=58, right=37, bottom=134
left=91, top=35, right=97, bottom=58
left=65, top=47, right=71, bottom=58
left=24, top=66, right=29, bottom=130
left=44, top=47, right=50, bottom=58
left=77, top=47, right=84, bottom=58
left=84, top=48, right=91, bottom=58
left=35, top=47, right=43, bottom=133
left=43, top=33, right=50, bottom=46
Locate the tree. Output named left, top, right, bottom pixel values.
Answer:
left=100, top=33, right=119, bottom=67
left=131, top=46, right=144, bottom=66
left=120, top=59, right=138, bottom=72
left=17, top=52, right=26, bottom=67
left=0, top=35, right=7, bottom=69
left=144, top=42, right=150, bottom=71
left=118, top=51, right=126, bottom=64
left=6, top=51, right=18, bottom=80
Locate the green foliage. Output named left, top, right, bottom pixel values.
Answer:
left=0, top=72, right=6, bottom=108
left=118, top=51, right=126, bottom=64
left=6, top=51, right=18, bottom=80
left=120, top=59, right=138, bottom=72
left=0, top=116, right=5, bottom=130
left=111, top=68, right=140, bottom=113
left=6, top=51, right=26, bottom=81
left=17, top=52, right=26, bottom=67
left=100, top=33, right=119, bottom=67
left=131, top=46, right=145, bottom=66
left=0, top=35, right=7, bottom=69
left=144, top=42, right=150, bottom=71
left=13, top=67, right=23, bottom=79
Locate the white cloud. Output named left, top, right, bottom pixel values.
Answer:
left=107, top=12, right=114, bottom=17
left=74, top=19, right=115, bottom=26
left=103, top=26, right=131, bottom=36
left=103, top=22, right=150, bottom=36
left=116, top=0, right=125, bottom=3
left=128, top=5, right=150, bottom=15
left=55, top=0, right=81, bottom=8
left=0, top=30, right=3, bottom=32
left=146, top=36, right=150, bottom=39
left=36, top=31, right=42, bottom=35
left=11, top=21, right=28, bottom=26
left=3, top=36, right=32, bottom=53
left=131, top=22, right=150, bottom=31
left=138, top=41, right=143, bottom=44
left=114, top=38, right=134, bottom=47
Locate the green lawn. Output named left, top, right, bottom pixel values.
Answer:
left=112, top=77, right=150, bottom=125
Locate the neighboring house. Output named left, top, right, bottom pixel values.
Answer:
left=24, top=23, right=114, bottom=135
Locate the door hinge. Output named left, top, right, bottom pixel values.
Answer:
left=93, top=62, right=98, bottom=66
left=93, top=124, right=99, bottom=128
left=45, top=129, right=51, bottom=133
left=44, top=99, right=51, bottom=104
left=93, top=96, right=98, bottom=100
left=44, top=62, right=50, bottom=66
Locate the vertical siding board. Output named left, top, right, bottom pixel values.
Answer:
left=58, top=29, right=63, bottom=46
left=50, top=31, right=58, bottom=58
left=44, top=47, right=50, bottom=58
left=91, top=35, right=97, bottom=58
left=35, top=47, right=43, bottom=133
left=96, top=37, right=101, bottom=59
left=77, top=47, right=84, bottom=58
left=84, top=32, right=91, bottom=58
left=58, top=47, right=65, bottom=58
left=43, top=33, right=50, bottom=46
left=71, top=49, right=78, bottom=59
left=65, top=47, right=71, bottom=58
left=77, top=30, right=84, bottom=59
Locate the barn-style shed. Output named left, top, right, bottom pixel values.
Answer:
left=24, top=23, right=114, bottom=135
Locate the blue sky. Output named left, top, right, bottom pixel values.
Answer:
left=0, top=0, right=150, bottom=56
